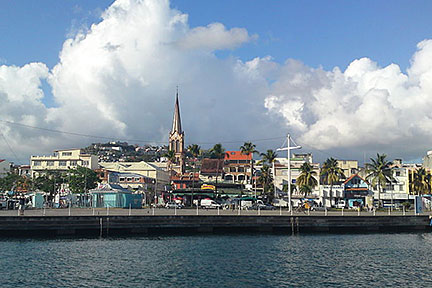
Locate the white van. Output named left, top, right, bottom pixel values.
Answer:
left=336, top=200, right=346, bottom=208
left=200, top=199, right=221, bottom=209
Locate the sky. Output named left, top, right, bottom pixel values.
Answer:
left=1, top=0, right=432, bottom=165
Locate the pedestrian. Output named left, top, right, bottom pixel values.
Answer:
left=18, top=196, right=25, bottom=216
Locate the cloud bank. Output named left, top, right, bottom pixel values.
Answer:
left=1, top=0, right=432, bottom=164
left=265, top=41, right=432, bottom=159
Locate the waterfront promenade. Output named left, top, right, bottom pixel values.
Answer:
left=0, top=208, right=430, bottom=237
left=0, top=207, right=429, bottom=217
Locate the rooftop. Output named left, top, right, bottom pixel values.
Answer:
left=225, top=151, right=252, bottom=161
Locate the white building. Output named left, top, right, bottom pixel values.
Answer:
left=369, top=160, right=420, bottom=207
left=99, top=161, right=170, bottom=190
left=273, top=153, right=320, bottom=198
left=31, top=149, right=98, bottom=178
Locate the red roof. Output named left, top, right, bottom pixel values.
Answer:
left=0, top=159, right=4, bottom=163
left=225, top=151, right=252, bottom=161
left=343, top=173, right=369, bottom=185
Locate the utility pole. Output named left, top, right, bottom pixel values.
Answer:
left=277, top=133, right=301, bottom=212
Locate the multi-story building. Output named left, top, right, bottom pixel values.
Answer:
left=99, top=161, right=170, bottom=191
left=30, top=149, right=98, bottom=178
left=273, top=153, right=320, bottom=197
left=223, top=151, right=252, bottom=184
left=367, top=160, right=421, bottom=207
left=422, top=150, right=432, bottom=169
left=108, top=172, right=155, bottom=191
left=199, top=159, right=224, bottom=183
left=337, top=160, right=358, bottom=179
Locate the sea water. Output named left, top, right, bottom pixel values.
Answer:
left=1, top=233, right=432, bottom=287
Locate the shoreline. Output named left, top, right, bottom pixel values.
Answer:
left=0, top=213, right=430, bottom=237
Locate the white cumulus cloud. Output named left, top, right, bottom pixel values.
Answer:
left=177, top=22, right=257, bottom=51
left=264, top=41, right=432, bottom=159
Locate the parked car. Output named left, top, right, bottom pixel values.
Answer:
left=335, top=200, right=346, bottom=209
left=200, top=199, right=221, bottom=209
left=165, top=202, right=183, bottom=209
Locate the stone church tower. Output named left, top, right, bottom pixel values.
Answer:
left=168, top=91, right=185, bottom=174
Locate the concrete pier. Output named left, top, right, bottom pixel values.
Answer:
left=0, top=215, right=430, bottom=237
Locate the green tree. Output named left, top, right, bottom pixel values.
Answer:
left=68, top=166, right=98, bottom=194
left=410, top=168, right=431, bottom=196
left=366, top=153, right=394, bottom=206
left=258, top=164, right=274, bottom=202
left=260, top=149, right=278, bottom=195
left=210, top=143, right=228, bottom=192
left=260, top=149, right=278, bottom=165
left=297, top=162, right=318, bottom=197
left=34, top=172, right=63, bottom=196
left=187, top=144, right=201, bottom=206
left=240, top=142, right=259, bottom=185
left=0, top=173, right=27, bottom=192
left=320, top=157, right=345, bottom=206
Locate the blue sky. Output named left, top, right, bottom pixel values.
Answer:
left=2, top=1, right=432, bottom=71
left=2, top=0, right=432, bottom=164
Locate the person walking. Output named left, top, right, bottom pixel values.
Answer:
left=18, top=195, right=25, bottom=216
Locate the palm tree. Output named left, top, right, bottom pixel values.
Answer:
left=366, top=153, right=394, bottom=206
left=258, top=164, right=274, bottom=202
left=320, top=157, right=345, bottom=207
left=240, top=142, right=259, bottom=185
left=210, top=143, right=229, bottom=193
left=299, top=184, right=312, bottom=198
left=163, top=150, right=176, bottom=172
left=410, top=168, right=431, bottom=196
left=260, top=149, right=278, bottom=196
left=297, top=162, right=318, bottom=198
left=260, top=149, right=277, bottom=165
left=187, top=144, right=201, bottom=206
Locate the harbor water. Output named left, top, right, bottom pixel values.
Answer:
left=1, top=233, right=432, bottom=287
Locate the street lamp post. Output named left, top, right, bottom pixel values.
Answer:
left=254, top=168, right=257, bottom=200
left=277, top=133, right=301, bottom=213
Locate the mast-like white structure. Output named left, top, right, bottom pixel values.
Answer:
left=277, top=134, right=301, bottom=212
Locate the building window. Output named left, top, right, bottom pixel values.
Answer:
left=230, top=167, right=236, bottom=172
left=46, top=161, right=54, bottom=166
left=82, top=161, right=89, bottom=166
left=127, top=177, right=132, bottom=182
left=70, top=160, right=78, bottom=166
left=134, top=177, right=141, bottom=182
left=238, top=167, right=245, bottom=172
left=399, top=185, right=404, bottom=191
left=62, top=152, right=72, bottom=156
left=119, top=177, right=125, bottom=182
left=59, top=161, right=67, bottom=166
left=33, top=161, right=41, bottom=166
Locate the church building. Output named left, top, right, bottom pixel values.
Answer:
left=168, top=91, right=185, bottom=174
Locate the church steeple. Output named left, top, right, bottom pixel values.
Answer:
left=168, top=88, right=185, bottom=174
left=171, top=89, right=182, bottom=134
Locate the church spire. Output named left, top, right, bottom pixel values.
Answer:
left=171, top=87, right=182, bottom=134
left=168, top=87, right=185, bottom=174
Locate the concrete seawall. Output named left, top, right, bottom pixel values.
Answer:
left=0, top=215, right=430, bottom=237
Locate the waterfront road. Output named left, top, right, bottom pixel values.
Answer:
left=0, top=207, right=430, bottom=217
